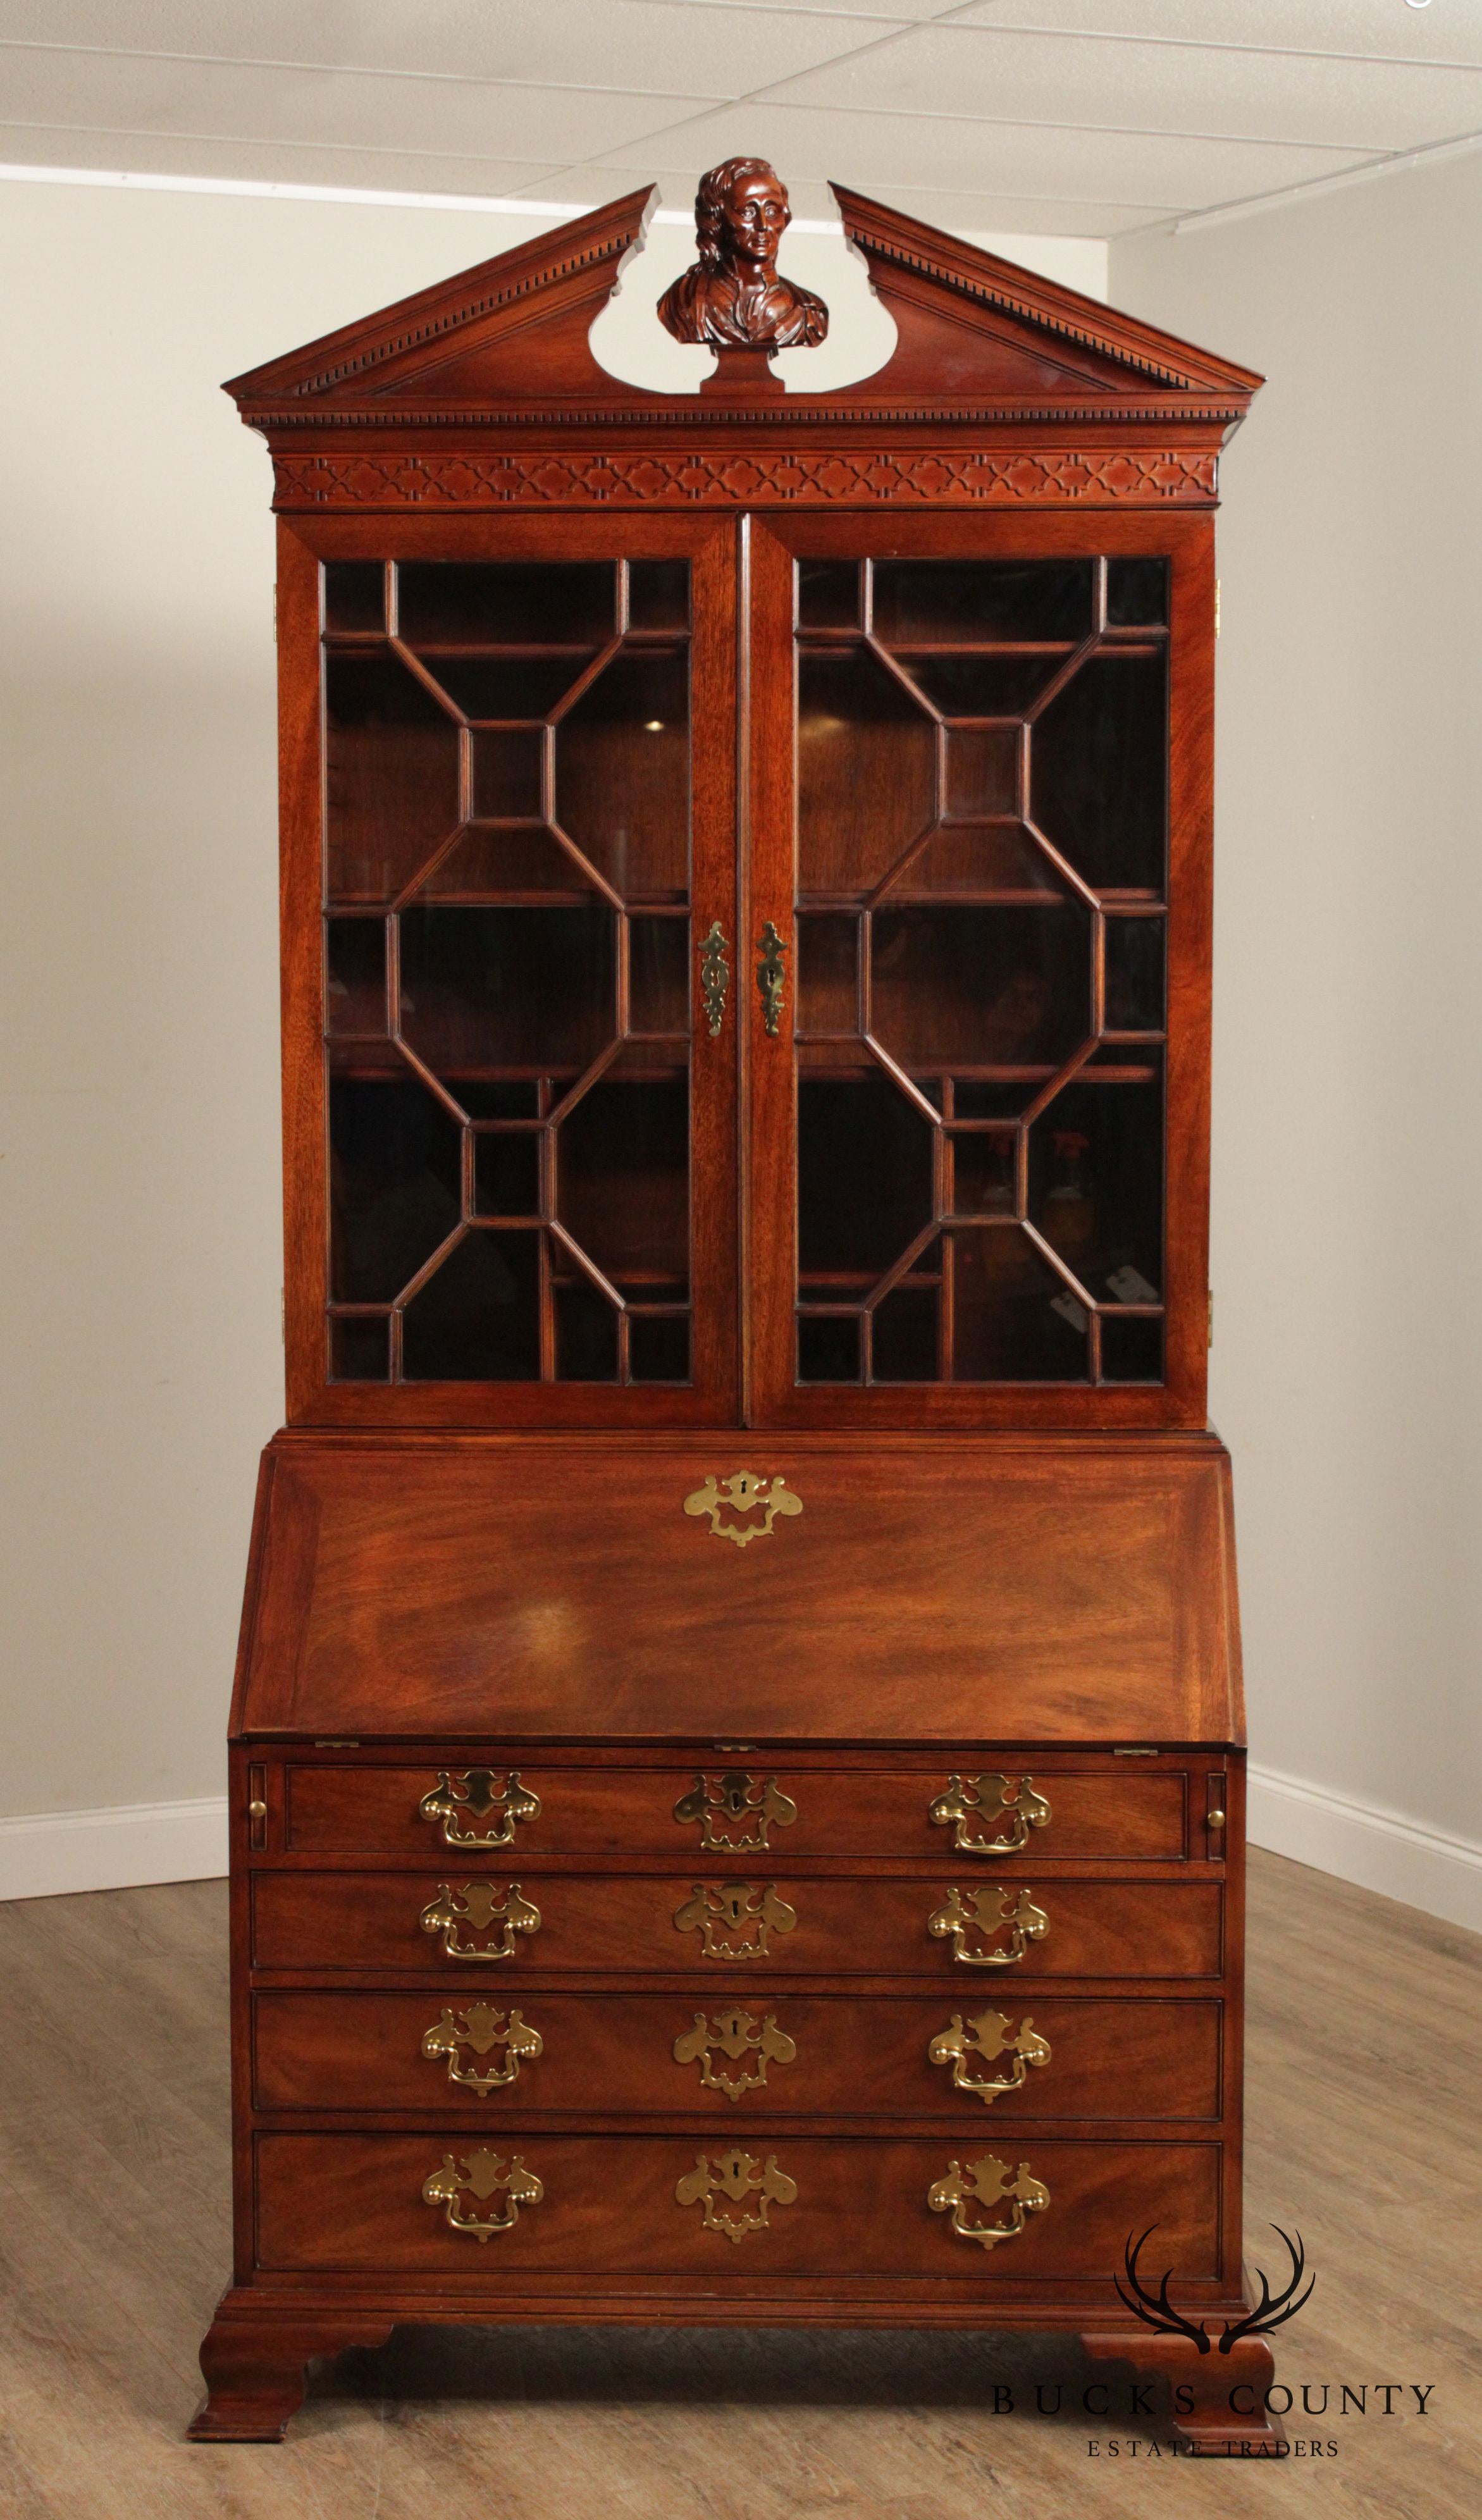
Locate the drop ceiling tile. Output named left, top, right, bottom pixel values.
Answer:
left=595, top=100, right=1370, bottom=207
left=760, top=22, right=1482, bottom=149
left=0, top=52, right=720, bottom=157
left=952, top=3, right=1482, bottom=71
left=0, top=3, right=913, bottom=94
left=0, top=122, right=569, bottom=197
left=626, top=166, right=1161, bottom=233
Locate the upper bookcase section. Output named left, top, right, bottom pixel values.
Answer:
left=224, top=171, right=1261, bottom=515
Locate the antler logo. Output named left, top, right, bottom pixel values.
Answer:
left=1116, top=2224, right=1315, bottom=2354
left=673, top=1770, right=798, bottom=1851
left=683, top=1471, right=803, bottom=1547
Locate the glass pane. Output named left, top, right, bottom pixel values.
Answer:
left=1028, top=1077, right=1163, bottom=1302
left=557, top=1079, right=689, bottom=1295
left=1101, top=1314, right=1163, bottom=1381
left=397, top=562, right=614, bottom=644
left=629, top=916, right=689, bottom=1034
left=796, top=914, right=858, bottom=1034
left=951, top=1129, right=1017, bottom=1218
left=398, top=906, right=614, bottom=1081
left=951, top=1230, right=1089, bottom=1381
left=798, top=648, right=934, bottom=896
left=871, top=905, right=1090, bottom=1079
left=418, top=825, right=594, bottom=899
left=472, top=727, right=543, bottom=819
left=627, top=560, right=689, bottom=631
left=873, top=560, right=1093, bottom=644
left=472, top=1132, right=540, bottom=1219
left=1107, top=558, right=1169, bottom=627
left=415, top=655, right=593, bottom=720
left=892, top=655, right=1066, bottom=716
left=799, top=1075, right=934, bottom=1279
left=890, top=822, right=1059, bottom=900
left=873, top=1267, right=939, bottom=1381
left=330, top=1077, right=460, bottom=1302
left=326, top=918, right=386, bottom=1035
left=629, top=1314, right=689, bottom=1382
left=326, top=652, right=459, bottom=901
left=944, top=727, right=1018, bottom=818
left=324, top=562, right=384, bottom=633
left=330, top=1315, right=390, bottom=1381
left=402, top=1230, right=540, bottom=1381
left=1032, top=652, right=1167, bottom=892
left=798, top=560, right=861, bottom=630
left=1104, top=915, right=1166, bottom=1030
left=798, top=1314, right=860, bottom=1383
left=557, top=648, right=689, bottom=898
left=555, top=1274, right=618, bottom=1381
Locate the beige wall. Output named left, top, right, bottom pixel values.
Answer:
left=1111, top=152, right=1482, bottom=1896
left=0, top=175, right=1102, bottom=1857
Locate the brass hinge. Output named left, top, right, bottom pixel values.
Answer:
left=1214, top=578, right=1221, bottom=637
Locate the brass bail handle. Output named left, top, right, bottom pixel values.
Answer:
left=756, top=922, right=788, bottom=1036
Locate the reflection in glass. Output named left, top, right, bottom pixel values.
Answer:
left=398, top=562, right=614, bottom=644
left=796, top=914, right=858, bottom=1034
left=558, top=1080, right=689, bottom=1294
left=893, top=654, right=1067, bottom=717
left=472, top=727, right=543, bottom=820
left=557, top=648, right=690, bottom=898
left=799, top=1075, right=934, bottom=1278
left=872, top=905, right=1090, bottom=1076
left=326, top=653, right=459, bottom=901
left=944, top=726, right=1019, bottom=818
left=330, top=1077, right=460, bottom=1302
left=629, top=917, right=690, bottom=1035
left=872, top=559, right=1093, bottom=644
left=798, top=560, right=861, bottom=629
left=951, top=1230, right=1089, bottom=1381
left=398, top=906, right=614, bottom=1078
left=1028, top=1077, right=1163, bottom=1300
left=1104, top=915, right=1166, bottom=1030
left=326, top=918, right=386, bottom=1035
left=472, top=1132, right=540, bottom=1218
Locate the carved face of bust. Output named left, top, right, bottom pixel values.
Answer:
left=718, top=165, right=789, bottom=274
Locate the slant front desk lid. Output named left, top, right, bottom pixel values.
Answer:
left=233, top=1435, right=1242, bottom=1746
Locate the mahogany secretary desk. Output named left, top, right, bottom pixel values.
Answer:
left=196, top=166, right=1276, bottom=2452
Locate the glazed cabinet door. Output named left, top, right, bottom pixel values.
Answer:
left=746, top=514, right=1213, bottom=1430
left=280, top=516, right=739, bottom=1425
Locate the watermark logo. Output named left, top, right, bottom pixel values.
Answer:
left=1115, top=2221, right=1315, bottom=2354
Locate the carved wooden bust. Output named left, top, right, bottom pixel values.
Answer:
left=658, top=158, right=829, bottom=352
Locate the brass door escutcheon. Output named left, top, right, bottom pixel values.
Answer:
left=421, top=2002, right=543, bottom=2095
left=419, top=1880, right=541, bottom=1961
left=698, top=920, right=730, bottom=1037
left=683, top=1471, right=802, bottom=1547
left=421, top=2146, right=543, bottom=2242
left=929, top=2008, right=1051, bottom=2104
left=929, top=1773, right=1051, bottom=1856
left=929, top=1886, right=1049, bottom=1967
left=928, top=2152, right=1049, bottom=2249
left=756, top=921, right=787, bottom=1035
left=675, top=2147, right=797, bottom=2242
left=674, top=1770, right=798, bottom=1851
left=674, top=2006, right=796, bottom=2101
left=417, top=1768, right=540, bottom=1850
left=674, top=1881, right=797, bottom=1960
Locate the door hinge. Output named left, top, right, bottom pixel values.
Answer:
left=1207, top=1290, right=1214, bottom=1350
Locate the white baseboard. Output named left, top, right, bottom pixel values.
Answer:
left=1247, top=1762, right=1482, bottom=1934
left=1, top=1772, right=1478, bottom=1930
left=0, top=1793, right=228, bottom=1902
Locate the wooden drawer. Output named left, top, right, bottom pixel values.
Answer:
left=255, top=2129, right=1221, bottom=2280
left=252, top=1989, right=1223, bottom=2121
left=282, top=1759, right=1192, bottom=1863
left=250, top=1871, right=1223, bottom=1979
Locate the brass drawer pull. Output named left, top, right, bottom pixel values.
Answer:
left=676, top=2147, right=796, bottom=2242
left=419, top=1881, right=541, bottom=1961
left=674, top=1880, right=796, bottom=1960
left=929, top=1773, right=1051, bottom=1856
left=929, top=1886, right=1049, bottom=1968
left=421, top=2146, right=543, bottom=2242
left=683, top=1471, right=803, bottom=1547
left=674, top=1770, right=798, bottom=1851
left=417, top=1768, right=540, bottom=1850
left=698, top=920, right=729, bottom=1036
left=421, top=2003, right=543, bottom=2095
left=929, top=2152, right=1049, bottom=2249
left=929, top=2008, right=1051, bottom=2104
left=674, top=2006, right=796, bottom=2101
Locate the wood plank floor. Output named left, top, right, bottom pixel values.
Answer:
left=0, top=1849, right=1477, bottom=2517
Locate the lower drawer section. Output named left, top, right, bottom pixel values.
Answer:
left=255, top=2131, right=1221, bottom=2281
left=252, top=1989, right=1223, bottom=2121
left=251, top=1872, right=1223, bottom=1978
